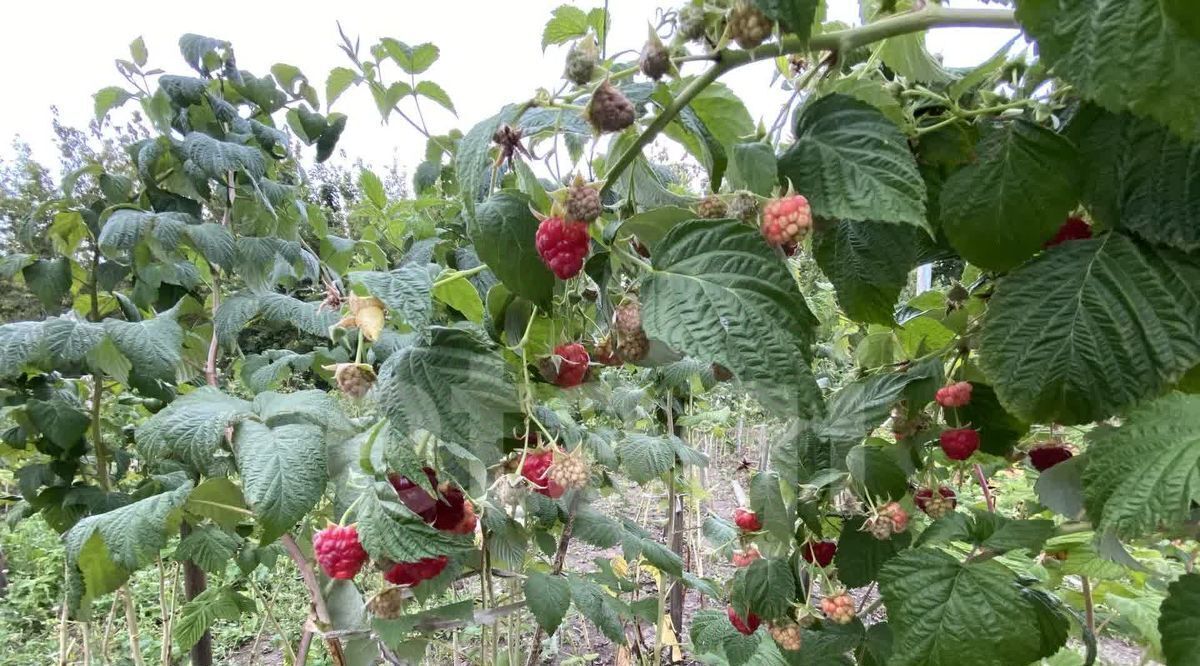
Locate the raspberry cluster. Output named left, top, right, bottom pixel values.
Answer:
left=332, top=362, right=376, bottom=399
left=547, top=449, right=590, bottom=491
left=566, top=177, right=602, bottom=223
left=935, top=381, right=973, bottom=408
left=914, top=486, right=957, bottom=519
left=1044, top=216, right=1092, bottom=248
left=547, top=343, right=590, bottom=388
left=696, top=195, right=727, bottom=219
left=801, top=540, right=837, bottom=567
left=731, top=546, right=761, bottom=568
left=520, top=449, right=565, bottom=498
left=388, top=467, right=478, bottom=535
left=383, top=555, right=449, bottom=586
left=586, top=81, right=635, bottom=133
left=769, top=622, right=803, bottom=651
left=733, top=507, right=761, bottom=532
left=728, top=2, right=773, bottom=49
left=727, top=606, right=761, bottom=635
left=535, top=217, right=590, bottom=279
left=866, top=501, right=909, bottom=540
left=614, top=299, right=649, bottom=362
left=821, top=592, right=855, bottom=624
left=940, top=428, right=980, bottom=461
left=313, top=524, right=369, bottom=580
left=761, top=195, right=812, bottom=246
left=1029, top=441, right=1073, bottom=471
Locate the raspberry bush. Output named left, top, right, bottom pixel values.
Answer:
left=2, top=2, right=1199, bottom=665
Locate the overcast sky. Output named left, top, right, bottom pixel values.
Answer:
left=0, top=1, right=1018, bottom=177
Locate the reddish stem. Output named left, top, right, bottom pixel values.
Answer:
left=973, top=463, right=995, bottom=512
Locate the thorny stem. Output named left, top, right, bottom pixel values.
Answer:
left=600, top=6, right=1017, bottom=194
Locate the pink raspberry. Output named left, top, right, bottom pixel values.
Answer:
left=535, top=217, right=590, bottom=279
left=940, top=428, right=980, bottom=461
left=914, top=486, right=957, bottom=519
left=760, top=195, right=812, bottom=246
left=935, top=381, right=973, bottom=408
left=520, top=449, right=565, bottom=498
left=313, top=524, right=369, bottom=580
left=821, top=592, right=855, bottom=624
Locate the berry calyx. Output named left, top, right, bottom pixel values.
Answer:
left=383, top=556, right=449, bottom=586
left=547, top=343, right=590, bottom=388
left=1044, top=216, right=1092, bottom=248
left=940, top=428, right=980, bottom=461
left=866, top=502, right=909, bottom=540
left=586, top=81, right=635, bottom=133
left=914, top=486, right=957, bottom=520
left=768, top=622, right=803, bottom=651
left=733, top=507, right=761, bottom=532
left=761, top=195, right=812, bottom=246
left=614, top=298, right=649, bottom=362
left=313, top=524, right=369, bottom=580
left=727, top=606, right=761, bottom=635
left=820, top=591, right=855, bottom=625
left=728, top=2, right=773, bottom=49
left=800, top=540, right=837, bottom=568
left=520, top=449, right=565, bottom=498
left=696, top=194, right=727, bottom=219
left=935, top=381, right=973, bottom=408
left=731, top=546, right=761, bottom=568
left=565, top=175, right=603, bottom=223
left=1029, top=441, right=1074, bottom=472
left=535, top=217, right=590, bottom=280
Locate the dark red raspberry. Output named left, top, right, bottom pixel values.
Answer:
left=727, top=606, right=761, bottom=635
left=520, top=449, right=565, bottom=498
left=801, top=540, right=837, bottom=567
left=388, top=468, right=476, bottom=534
left=914, top=486, right=957, bottom=519
left=940, top=428, right=980, bottom=461
left=383, top=555, right=449, bottom=586
left=313, top=524, right=369, bottom=580
left=733, top=507, right=761, bottom=532
left=1029, top=442, right=1073, bottom=471
left=549, top=343, right=590, bottom=388
left=935, top=381, right=973, bottom=408
left=535, top=217, right=590, bottom=280
left=1044, top=216, right=1092, bottom=248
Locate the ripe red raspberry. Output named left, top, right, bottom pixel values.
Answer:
left=1044, top=216, right=1092, bottom=248
left=313, top=524, right=369, bottom=580
left=727, top=606, right=761, bottom=635
left=1028, top=441, right=1074, bottom=472
left=733, top=507, right=761, bottom=532
left=820, top=592, right=855, bottom=624
left=866, top=502, right=909, bottom=540
left=383, top=555, right=449, bottom=586
left=800, top=540, right=837, bottom=567
left=940, top=428, right=980, bottom=461
left=520, top=449, right=565, bottom=498
left=769, top=622, right=803, bottom=651
left=935, top=381, right=973, bottom=408
left=731, top=546, right=761, bottom=568
left=388, top=468, right=475, bottom=534
left=914, top=486, right=957, bottom=519
left=548, top=343, right=590, bottom=388
left=535, top=217, right=590, bottom=279
left=761, top=195, right=812, bottom=246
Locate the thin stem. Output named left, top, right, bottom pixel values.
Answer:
left=280, top=533, right=346, bottom=665
left=1081, top=575, right=1095, bottom=636
left=973, top=463, right=995, bottom=512
left=432, top=264, right=487, bottom=288
left=122, top=589, right=146, bottom=666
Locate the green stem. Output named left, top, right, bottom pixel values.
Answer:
left=432, top=264, right=487, bottom=288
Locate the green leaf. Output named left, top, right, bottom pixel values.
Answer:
left=778, top=94, right=926, bottom=229
left=415, top=81, right=455, bottom=115
left=1083, top=393, right=1200, bottom=538
left=456, top=107, right=512, bottom=216
left=28, top=398, right=89, bottom=449
left=939, top=121, right=1081, bottom=270
left=470, top=191, right=555, bottom=310
left=257, top=293, right=338, bottom=339
left=818, top=77, right=908, bottom=129
left=326, top=67, right=358, bottom=110
left=1071, top=106, right=1200, bottom=252
left=0, top=321, right=46, bottom=378
left=433, top=270, right=483, bottom=323
left=350, top=264, right=434, bottom=334
left=642, top=218, right=821, bottom=416
left=374, top=327, right=518, bottom=448
left=732, top=558, right=796, bottom=621
left=1034, top=454, right=1087, bottom=520
left=87, top=337, right=131, bottom=386
left=175, top=525, right=241, bottom=574
left=137, top=388, right=253, bottom=475
left=812, top=219, right=919, bottom=325
left=573, top=508, right=626, bottom=548
left=316, top=113, right=347, bottom=163
left=94, top=87, right=133, bottom=123
left=23, top=257, right=71, bottom=308
left=104, top=310, right=184, bottom=398
left=43, top=317, right=105, bottom=365
left=634, top=537, right=684, bottom=577
left=1160, top=573, right=1200, bottom=666
left=753, top=0, right=819, bottom=38
left=234, top=421, right=327, bottom=544
left=159, top=75, right=208, bottom=107
left=174, top=586, right=254, bottom=652
left=178, top=33, right=228, bottom=76
left=185, top=478, right=248, bottom=531
left=185, top=223, right=235, bottom=270
left=542, top=5, right=591, bottom=50
left=918, top=510, right=1055, bottom=554
left=182, top=132, right=266, bottom=181
left=847, top=445, right=907, bottom=501
left=835, top=516, right=911, bottom=587
left=818, top=358, right=941, bottom=450
left=130, top=36, right=148, bottom=67
left=1015, top=0, right=1200, bottom=140
left=880, top=549, right=1068, bottom=666
left=878, top=30, right=952, bottom=85
left=618, top=434, right=676, bottom=485
left=749, top=471, right=793, bottom=544
left=214, top=292, right=260, bottom=348
left=685, top=81, right=755, bottom=152
left=356, top=481, right=472, bottom=562
left=978, top=234, right=1200, bottom=424
left=727, top=142, right=778, bottom=196
left=953, top=383, right=1028, bottom=457
left=524, top=573, right=571, bottom=636
left=380, top=39, right=440, bottom=74
left=568, top=575, right=627, bottom=645
left=667, top=106, right=728, bottom=190
left=610, top=206, right=694, bottom=250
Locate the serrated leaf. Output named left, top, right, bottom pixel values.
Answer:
left=642, top=218, right=820, bottom=416
left=542, top=5, right=590, bottom=50
left=835, top=516, right=911, bottom=587
left=812, top=219, right=920, bottom=325
left=456, top=107, right=512, bottom=216
left=733, top=558, right=796, bottom=621
left=753, top=0, right=819, bottom=38
left=879, top=549, right=1068, bottom=666
left=685, top=81, right=755, bottom=152
left=94, top=87, right=133, bottom=123
left=727, top=142, right=778, bottom=196
left=178, top=33, right=228, bottom=76
left=618, top=434, right=676, bottom=485
left=778, top=94, right=926, bottom=229
left=0, top=321, right=45, bottom=378
left=954, top=383, right=1028, bottom=457
left=568, top=575, right=627, bottom=645
left=23, top=257, right=71, bottom=308
left=1015, top=0, right=1200, bottom=140
left=573, top=508, right=627, bottom=548
left=137, top=388, right=253, bottom=475
left=939, top=121, right=1081, bottom=270
left=186, top=478, right=248, bottom=531
left=819, top=77, right=907, bottom=129
left=1160, top=573, right=1200, bottom=666
left=28, top=398, right=89, bottom=449
left=214, top=292, right=260, bottom=347
left=470, top=191, right=555, bottom=310
left=357, top=481, right=473, bottom=561
left=525, top=572, right=571, bottom=635
left=818, top=358, right=941, bottom=449
left=256, top=293, right=338, bottom=338
left=610, top=206, right=694, bottom=251
left=104, top=310, right=184, bottom=398
left=182, top=132, right=266, bottom=181
left=415, top=81, right=455, bottom=114
left=374, top=326, right=517, bottom=448
left=184, top=223, right=235, bottom=270
left=749, top=471, right=793, bottom=544
left=175, top=525, right=241, bottom=574
left=174, top=586, right=254, bottom=652
left=847, top=445, right=907, bottom=501
left=1083, top=393, right=1200, bottom=538
left=43, top=317, right=105, bottom=365
left=234, top=421, right=326, bottom=544
left=978, top=234, right=1200, bottom=424
left=1034, top=454, right=1087, bottom=520
left=326, top=67, right=358, bottom=109
left=433, top=270, right=483, bottom=323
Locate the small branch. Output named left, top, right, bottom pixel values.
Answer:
left=524, top=495, right=583, bottom=666
left=280, top=533, right=346, bottom=666
left=1081, top=575, right=1095, bottom=635
left=122, top=589, right=146, bottom=666
left=973, top=463, right=995, bottom=512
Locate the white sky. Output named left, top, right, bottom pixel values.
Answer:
left=0, top=1, right=1018, bottom=176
